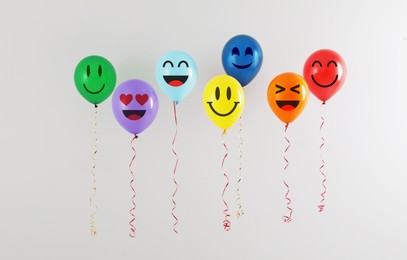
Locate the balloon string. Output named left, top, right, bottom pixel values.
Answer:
left=236, top=116, right=244, bottom=218
left=318, top=102, right=327, bottom=212
left=221, top=130, right=231, bottom=231
left=129, top=134, right=138, bottom=238
left=171, top=101, right=179, bottom=234
left=282, top=124, right=293, bottom=223
left=89, top=104, right=98, bottom=236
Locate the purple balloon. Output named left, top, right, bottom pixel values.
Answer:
left=112, top=79, right=159, bottom=135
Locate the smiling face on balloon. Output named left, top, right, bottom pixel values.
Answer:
left=303, top=49, right=346, bottom=102
left=203, top=75, right=245, bottom=130
left=267, top=72, right=309, bottom=124
left=155, top=51, right=198, bottom=103
left=222, top=35, right=263, bottom=87
left=74, top=55, right=116, bottom=105
left=112, top=79, right=159, bottom=135
left=119, top=92, right=149, bottom=121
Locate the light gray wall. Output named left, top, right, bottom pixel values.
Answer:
left=1, top=0, right=406, bottom=259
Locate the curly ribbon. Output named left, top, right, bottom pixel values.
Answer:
left=318, top=102, right=327, bottom=212
left=282, top=123, right=293, bottom=223
left=236, top=116, right=245, bottom=218
left=171, top=101, right=179, bottom=233
left=89, top=104, right=98, bottom=236
left=129, top=134, right=138, bottom=238
left=221, top=130, right=231, bottom=231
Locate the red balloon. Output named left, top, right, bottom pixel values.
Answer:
left=303, top=49, right=346, bottom=103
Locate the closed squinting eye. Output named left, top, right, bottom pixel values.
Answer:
left=245, top=47, right=253, bottom=56
left=178, top=60, right=189, bottom=67
left=312, top=60, right=322, bottom=67
left=276, top=84, right=285, bottom=94
left=163, top=60, right=174, bottom=67
left=290, top=85, right=300, bottom=94
left=327, top=60, right=337, bottom=67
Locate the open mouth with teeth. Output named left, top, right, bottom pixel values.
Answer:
left=122, top=110, right=146, bottom=120
left=232, top=63, right=252, bottom=69
left=276, top=100, right=299, bottom=111
left=163, top=75, right=188, bottom=87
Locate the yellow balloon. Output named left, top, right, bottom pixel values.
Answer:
left=203, top=75, right=245, bottom=130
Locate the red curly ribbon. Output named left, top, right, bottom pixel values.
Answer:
left=221, top=130, right=231, bottom=231
left=282, top=124, right=293, bottom=223
left=89, top=104, right=98, bottom=236
left=171, top=101, right=179, bottom=233
left=318, top=102, right=327, bottom=212
left=129, top=134, right=138, bottom=238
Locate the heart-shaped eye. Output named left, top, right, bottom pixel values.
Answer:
left=120, top=94, right=133, bottom=106
left=136, top=94, right=149, bottom=106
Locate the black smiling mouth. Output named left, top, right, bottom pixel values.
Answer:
left=163, top=75, right=189, bottom=87
left=207, top=102, right=239, bottom=117
left=232, top=63, right=252, bottom=69
left=311, top=75, right=338, bottom=88
left=276, top=100, right=299, bottom=111
left=122, top=110, right=146, bottom=120
left=83, top=83, right=105, bottom=94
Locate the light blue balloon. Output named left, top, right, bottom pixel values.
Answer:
left=222, top=35, right=263, bottom=87
left=155, top=51, right=198, bottom=104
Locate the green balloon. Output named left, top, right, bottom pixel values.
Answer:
left=74, top=55, right=116, bottom=105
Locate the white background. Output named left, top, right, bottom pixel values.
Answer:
left=1, top=0, right=406, bottom=259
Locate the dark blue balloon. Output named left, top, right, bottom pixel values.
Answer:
left=222, top=35, right=263, bottom=87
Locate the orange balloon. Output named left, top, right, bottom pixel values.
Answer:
left=267, top=72, right=309, bottom=124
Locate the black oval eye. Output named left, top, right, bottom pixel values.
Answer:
left=98, top=65, right=102, bottom=77
left=215, top=87, right=220, bottom=100
left=86, top=65, right=90, bottom=77
left=163, top=60, right=174, bottom=68
left=327, top=60, right=337, bottom=67
left=178, top=60, right=189, bottom=67
left=245, top=47, right=253, bottom=56
left=232, top=47, right=240, bottom=56
left=312, top=60, right=322, bottom=67
left=227, top=87, right=231, bottom=100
